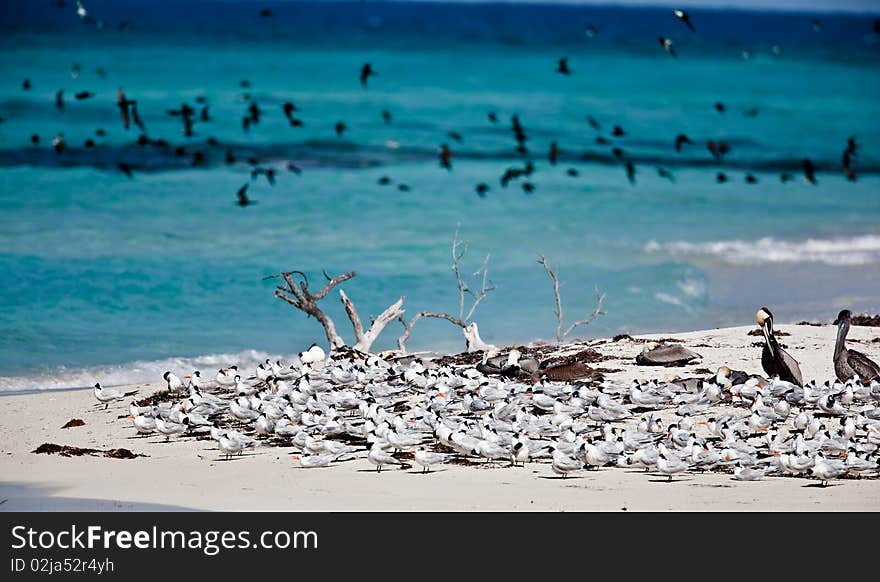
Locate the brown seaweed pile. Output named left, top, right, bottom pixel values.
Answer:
left=32, top=443, right=145, bottom=459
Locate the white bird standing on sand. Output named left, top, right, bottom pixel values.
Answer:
left=414, top=449, right=452, bottom=473
left=216, top=367, right=237, bottom=386
left=299, top=344, right=326, bottom=366
left=93, top=383, right=137, bottom=409
left=551, top=448, right=583, bottom=478
left=811, top=453, right=845, bottom=487
left=185, top=371, right=201, bottom=390
left=163, top=371, right=184, bottom=394
left=368, top=443, right=405, bottom=473
left=657, top=444, right=689, bottom=482
left=130, top=414, right=156, bottom=434
left=154, top=416, right=188, bottom=441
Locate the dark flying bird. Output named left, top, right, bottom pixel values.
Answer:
left=251, top=167, right=276, bottom=186
left=716, top=172, right=728, bottom=183
left=377, top=176, right=392, bottom=186
left=397, top=184, right=411, bottom=192
left=658, top=37, right=677, bottom=58
left=521, top=182, right=535, bottom=194
left=335, top=121, right=346, bottom=137
left=382, top=109, right=392, bottom=124
left=557, top=57, right=571, bottom=75
left=286, top=162, right=302, bottom=174
left=587, top=116, right=601, bottom=131
left=52, top=133, right=65, bottom=154
left=673, top=10, right=696, bottom=32
left=674, top=133, right=692, bottom=152
left=475, top=183, right=489, bottom=197
left=447, top=131, right=463, bottom=143
left=500, top=161, right=533, bottom=187
left=74, top=91, right=94, bottom=100
left=487, top=111, right=499, bottom=123
left=55, top=90, right=64, bottom=111
left=360, top=63, right=376, bottom=88
left=439, top=144, right=452, bottom=170
left=803, top=158, right=817, bottom=185
left=566, top=168, right=579, bottom=177
left=116, top=88, right=131, bottom=129
left=745, top=173, right=758, bottom=184
left=612, top=125, right=625, bottom=137
left=22, top=78, right=31, bottom=91
left=657, top=167, right=675, bottom=182
left=118, top=162, right=133, bottom=178
left=625, top=160, right=636, bottom=185
left=548, top=141, right=559, bottom=165
left=236, top=183, right=255, bottom=207
left=714, top=102, right=726, bottom=113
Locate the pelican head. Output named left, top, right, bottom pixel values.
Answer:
left=756, top=306, right=773, bottom=327
left=833, top=309, right=851, bottom=326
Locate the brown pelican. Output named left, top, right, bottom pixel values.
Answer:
left=833, top=309, right=880, bottom=382
left=635, top=342, right=701, bottom=367
left=756, top=307, right=803, bottom=386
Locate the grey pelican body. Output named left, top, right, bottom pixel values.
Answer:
left=756, top=307, right=803, bottom=387
left=635, top=342, right=701, bottom=367
left=833, top=309, right=880, bottom=382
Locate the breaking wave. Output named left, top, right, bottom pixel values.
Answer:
left=645, top=235, right=880, bottom=266
left=0, top=349, right=286, bottom=394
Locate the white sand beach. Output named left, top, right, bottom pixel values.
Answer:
left=1, top=323, right=879, bottom=512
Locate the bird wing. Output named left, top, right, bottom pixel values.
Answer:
left=778, top=347, right=804, bottom=387
left=848, top=350, right=880, bottom=381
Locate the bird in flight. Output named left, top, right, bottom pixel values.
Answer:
left=557, top=57, right=571, bottom=75
left=360, top=63, right=376, bottom=88
left=673, top=10, right=695, bottom=32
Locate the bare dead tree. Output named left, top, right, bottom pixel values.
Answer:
left=537, top=254, right=606, bottom=343
left=398, top=229, right=496, bottom=353
left=268, top=269, right=404, bottom=353
left=339, top=289, right=405, bottom=353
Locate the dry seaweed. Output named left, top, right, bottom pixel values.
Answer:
left=851, top=314, right=880, bottom=327
left=61, top=418, right=85, bottom=429
left=32, top=443, right=146, bottom=459
left=539, top=348, right=609, bottom=367
left=747, top=328, right=790, bottom=337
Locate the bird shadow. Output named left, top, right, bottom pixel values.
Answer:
left=538, top=475, right=585, bottom=480
left=802, top=482, right=841, bottom=488
left=648, top=476, right=690, bottom=483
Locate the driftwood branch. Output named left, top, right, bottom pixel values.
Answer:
left=271, top=268, right=404, bottom=354
left=538, top=254, right=606, bottom=343
left=397, top=230, right=496, bottom=353
left=340, top=289, right=405, bottom=353
left=272, top=269, right=353, bottom=350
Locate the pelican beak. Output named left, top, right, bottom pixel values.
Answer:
left=697, top=421, right=707, bottom=426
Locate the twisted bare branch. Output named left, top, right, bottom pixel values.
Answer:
left=538, top=255, right=606, bottom=343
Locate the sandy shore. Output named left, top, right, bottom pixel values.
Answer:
left=2, top=323, right=879, bottom=512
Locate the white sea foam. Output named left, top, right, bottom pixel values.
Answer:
left=645, top=235, right=880, bottom=266
left=0, top=349, right=288, bottom=393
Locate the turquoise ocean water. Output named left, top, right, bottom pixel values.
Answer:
left=1, top=1, right=879, bottom=390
